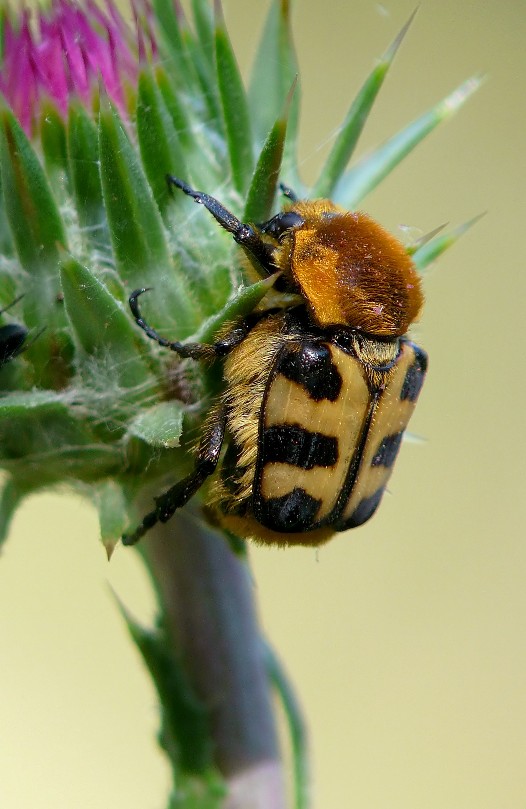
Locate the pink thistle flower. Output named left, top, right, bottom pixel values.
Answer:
left=0, top=0, right=154, bottom=135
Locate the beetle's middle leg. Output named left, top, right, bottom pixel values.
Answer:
left=122, top=405, right=227, bottom=546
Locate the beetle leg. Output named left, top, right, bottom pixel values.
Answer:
left=212, top=315, right=262, bottom=355
left=130, top=288, right=255, bottom=359
left=122, top=405, right=227, bottom=546
left=129, top=288, right=216, bottom=360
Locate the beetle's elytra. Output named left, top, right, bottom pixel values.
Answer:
left=123, top=178, right=427, bottom=547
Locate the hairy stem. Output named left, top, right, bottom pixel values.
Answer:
left=140, top=507, right=286, bottom=808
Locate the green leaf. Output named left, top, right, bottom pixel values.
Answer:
left=215, top=1, right=254, bottom=194
left=93, top=480, right=129, bottom=558
left=0, top=105, right=72, bottom=386
left=136, top=67, right=188, bottom=216
left=118, top=602, right=214, bottom=776
left=263, top=641, right=309, bottom=809
left=194, top=273, right=280, bottom=344
left=0, top=390, right=121, bottom=481
left=0, top=105, right=66, bottom=326
left=189, top=0, right=221, bottom=118
left=406, top=222, right=447, bottom=255
left=128, top=400, right=185, bottom=449
left=243, top=108, right=289, bottom=223
left=98, top=96, right=196, bottom=334
left=154, top=65, right=224, bottom=192
left=248, top=0, right=300, bottom=184
left=98, top=96, right=168, bottom=275
left=152, top=0, right=198, bottom=94
left=412, top=213, right=484, bottom=271
left=154, top=65, right=193, bottom=151
left=312, top=10, right=417, bottom=199
left=59, top=252, right=153, bottom=390
left=39, top=100, right=70, bottom=198
left=191, top=0, right=215, bottom=70
left=67, top=102, right=108, bottom=246
left=0, top=477, right=25, bottom=548
left=0, top=169, right=14, bottom=257
left=334, top=75, right=483, bottom=208
left=183, top=8, right=223, bottom=133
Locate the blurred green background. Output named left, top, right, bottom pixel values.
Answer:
left=1, top=1, right=525, bottom=807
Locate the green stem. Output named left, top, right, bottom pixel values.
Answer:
left=140, top=507, right=287, bottom=807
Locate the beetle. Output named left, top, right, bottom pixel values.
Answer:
left=0, top=297, right=29, bottom=369
left=122, top=177, right=427, bottom=547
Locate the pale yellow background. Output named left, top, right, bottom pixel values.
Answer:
left=1, top=1, right=524, bottom=807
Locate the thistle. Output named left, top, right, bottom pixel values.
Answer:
left=0, top=1, right=480, bottom=807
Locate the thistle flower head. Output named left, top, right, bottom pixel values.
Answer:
left=0, top=0, right=479, bottom=552
left=0, top=0, right=149, bottom=135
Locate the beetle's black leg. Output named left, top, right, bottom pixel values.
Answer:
left=130, top=288, right=215, bottom=360
left=166, top=175, right=279, bottom=275
left=212, top=313, right=264, bottom=356
left=122, top=405, right=227, bottom=546
left=130, top=288, right=256, bottom=359
left=279, top=182, right=298, bottom=202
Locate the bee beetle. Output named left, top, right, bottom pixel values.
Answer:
left=123, top=177, right=427, bottom=547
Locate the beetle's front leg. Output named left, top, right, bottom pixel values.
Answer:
left=122, top=405, right=227, bottom=546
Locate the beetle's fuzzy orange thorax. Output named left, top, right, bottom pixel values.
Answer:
left=274, top=200, right=423, bottom=337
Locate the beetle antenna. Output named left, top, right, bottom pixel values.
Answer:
left=166, top=175, right=279, bottom=275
